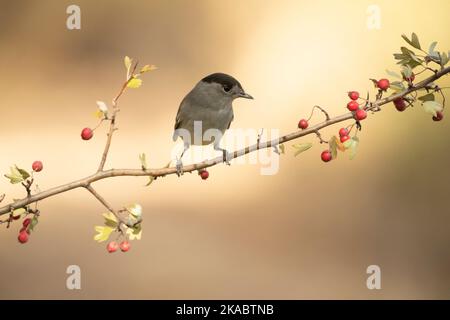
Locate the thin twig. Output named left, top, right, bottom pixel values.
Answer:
left=85, top=184, right=131, bottom=231
left=307, top=105, right=330, bottom=121
left=97, top=62, right=139, bottom=172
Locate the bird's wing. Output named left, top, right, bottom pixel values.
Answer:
left=173, top=96, right=191, bottom=141
left=227, top=112, right=234, bottom=129
left=174, top=98, right=185, bottom=130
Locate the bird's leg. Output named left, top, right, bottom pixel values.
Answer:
left=176, top=143, right=190, bottom=176
left=214, top=145, right=232, bottom=165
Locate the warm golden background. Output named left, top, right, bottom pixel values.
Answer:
left=1, top=0, right=450, bottom=299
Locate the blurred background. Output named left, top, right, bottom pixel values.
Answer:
left=1, top=0, right=450, bottom=299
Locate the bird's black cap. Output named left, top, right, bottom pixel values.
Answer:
left=201, top=73, right=243, bottom=92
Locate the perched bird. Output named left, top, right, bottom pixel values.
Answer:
left=173, top=73, right=253, bottom=175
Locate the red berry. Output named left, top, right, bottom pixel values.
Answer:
left=432, top=111, right=444, bottom=122
left=23, top=218, right=31, bottom=227
left=355, top=109, right=367, bottom=121
left=340, top=135, right=350, bottom=143
left=347, top=101, right=359, bottom=111
left=18, top=231, right=29, bottom=244
left=120, top=241, right=131, bottom=252
left=338, top=128, right=349, bottom=137
left=81, top=128, right=93, bottom=140
left=32, top=161, right=43, bottom=172
left=298, top=119, right=309, bottom=130
left=107, top=241, right=118, bottom=253
left=199, top=170, right=209, bottom=180
left=321, top=150, right=332, bottom=163
left=403, top=73, right=415, bottom=82
left=348, top=91, right=359, bottom=100
left=393, top=98, right=407, bottom=112
left=377, top=79, right=390, bottom=91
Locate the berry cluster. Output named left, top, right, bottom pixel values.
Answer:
left=320, top=126, right=354, bottom=163
left=390, top=72, right=445, bottom=121
left=18, top=218, right=31, bottom=244
left=346, top=90, right=367, bottom=121
left=107, top=240, right=131, bottom=253
left=317, top=89, right=371, bottom=163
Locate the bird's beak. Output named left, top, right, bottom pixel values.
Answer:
left=238, top=92, right=254, bottom=99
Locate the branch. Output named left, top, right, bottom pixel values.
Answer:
left=85, top=184, right=131, bottom=232
left=97, top=62, right=138, bottom=172
left=1, top=65, right=448, bottom=217
left=86, top=184, right=116, bottom=215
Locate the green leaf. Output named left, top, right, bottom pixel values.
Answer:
left=329, top=136, right=338, bottom=159
left=393, top=53, right=408, bottom=61
left=429, top=51, right=440, bottom=60
left=401, top=65, right=413, bottom=78
left=422, top=100, right=443, bottom=117
left=139, top=153, right=147, bottom=170
left=390, top=81, right=405, bottom=92
left=386, top=69, right=402, bottom=79
left=429, top=42, right=438, bottom=55
left=343, top=139, right=353, bottom=149
left=397, top=59, right=421, bottom=69
left=140, top=64, right=157, bottom=73
left=400, top=47, right=422, bottom=64
left=401, top=33, right=421, bottom=50
left=94, top=226, right=115, bottom=243
left=401, top=46, right=415, bottom=56
left=17, top=167, right=30, bottom=180
left=127, top=77, right=142, bottom=89
left=418, top=93, right=435, bottom=102
left=411, top=33, right=421, bottom=50
left=4, top=166, right=25, bottom=184
left=28, top=216, right=39, bottom=232
left=279, top=144, right=285, bottom=154
left=103, top=212, right=118, bottom=228
left=401, top=34, right=414, bottom=47
left=349, top=137, right=360, bottom=160
left=292, top=143, right=312, bottom=157
left=124, top=56, right=132, bottom=72
left=126, top=224, right=142, bottom=241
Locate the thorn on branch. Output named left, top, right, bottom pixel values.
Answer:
left=314, top=131, right=328, bottom=144
left=257, top=129, right=264, bottom=148
left=273, top=145, right=281, bottom=155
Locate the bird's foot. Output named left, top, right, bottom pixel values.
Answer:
left=222, top=150, right=232, bottom=166
left=175, top=158, right=184, bottom=176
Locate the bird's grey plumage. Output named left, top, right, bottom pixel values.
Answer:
left=173, top=72, right=253, bottom=175
left=173, top=73, right=251, bottom=145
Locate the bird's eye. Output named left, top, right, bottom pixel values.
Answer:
left=222, top=85, right=231, bottom=92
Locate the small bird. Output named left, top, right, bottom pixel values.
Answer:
left=173, top=73, right=253, bottom=175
